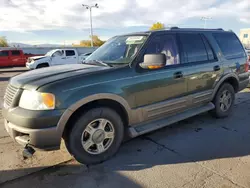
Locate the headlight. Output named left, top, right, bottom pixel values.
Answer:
left=19, top=90, right=55, bottom=110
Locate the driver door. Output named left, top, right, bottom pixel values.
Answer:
left=133, top=34, right=189, bottom=120
left=52, top=50, right=65, bottom=66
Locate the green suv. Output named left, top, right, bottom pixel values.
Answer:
left=3, top=28, right=249, bottom=164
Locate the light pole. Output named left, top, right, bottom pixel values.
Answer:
left=200, top=16, right=212, bottom=29
left=82, top=3, right=99, bottom=47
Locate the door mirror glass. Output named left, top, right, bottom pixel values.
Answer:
left=140, top=54, right=166, bottom=70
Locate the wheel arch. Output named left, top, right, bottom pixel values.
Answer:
left=36, top=62, right=49, bottom=68
left=212, top=73, right=239, bottom=99
left=56, top=93, right=132, bottom=138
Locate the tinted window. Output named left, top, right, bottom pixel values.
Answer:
left=11, top=50, right=21, bottom=56
left=243, top=34, right=248, bottom=38
left=0, top=51, right=9, bottom=57
left=201, top=35, right=216, bottom=61
left=213, top=32, right=246, bottom=59
left=66, top=50, right=75, bottom=56
left=179, top=33, right=208, bottom=63
left=144, top=34, right=179, bottom=66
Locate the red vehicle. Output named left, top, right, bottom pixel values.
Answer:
left=0, top=49, right=42, bottom=67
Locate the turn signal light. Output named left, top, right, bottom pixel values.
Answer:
left=148, top=65, right=164, bottom=69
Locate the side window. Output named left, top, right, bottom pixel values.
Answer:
left=179, top=33, right=208, bottom=63
left=144, top=34, right=179, bottom=66
left=213, top=32, right=246, bottom=60
left=0, top=51, right=9, bottom=57
left=201, top=35, right=216, bottom=61
left=11, top=50, right=21, bottom=56
left=53, top=51, right=63, bottom=57
left=66, top=50, right=75, bottom=56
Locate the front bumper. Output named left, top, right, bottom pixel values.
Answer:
left=26, top=62, right=35, bottom=69
left=4, top=120, right=60, bottom=150
left=3, top=107, right=65, bottom=150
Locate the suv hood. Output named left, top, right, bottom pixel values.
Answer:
left=10, top=64, right=110, bottom=90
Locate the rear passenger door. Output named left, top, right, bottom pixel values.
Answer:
left=10, top=50, right=24, bottom=66
left=178, top=33, right=221, bottom=105
left=65, top=50, right=78, bottom=64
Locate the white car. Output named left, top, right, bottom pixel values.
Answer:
left=81, top=52, right=92, bottom=61
left=26, top=49, right=91, bottom=69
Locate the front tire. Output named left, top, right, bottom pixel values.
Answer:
left=211, top=83, right=235, bottom=118
left=65, top=107, right=124, bottom=165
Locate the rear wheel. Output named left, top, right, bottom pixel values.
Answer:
left=211, top=83, right=235, bottom=118
left=65, top=107, right=124, bottom=165
left=36, top=63, right=49, bottom=69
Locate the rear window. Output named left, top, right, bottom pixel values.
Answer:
left=213, top=32, right=246, bottom=60
left=66, top=50, right=75, bottom=56
left=0, top=51, right=9, bottom=57
left=179, top=33, right=208, bottom=63
left=201, top=35, right=216, bottom=61
left=11, top=50, right=21, bottom=56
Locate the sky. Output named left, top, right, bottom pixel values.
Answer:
left=0, top=0, right=249, bottom=45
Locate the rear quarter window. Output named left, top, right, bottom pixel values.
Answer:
left=213, top=32, right=246, bottom=60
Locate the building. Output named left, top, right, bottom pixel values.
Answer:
left=239, top=28, right=250, bottom=48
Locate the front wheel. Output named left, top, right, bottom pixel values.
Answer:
left=211, top=83, right=235, bottom=118
left=65, top=107, right=124, bottom=165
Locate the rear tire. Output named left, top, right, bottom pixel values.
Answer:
left=65, top=107, right=124, bottom=165
left=36, top=63, right=49, bottom=69
left=211, top=83, right=235, bottom=118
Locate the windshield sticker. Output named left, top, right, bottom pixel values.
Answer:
left=126, top=36, right=145, bottom=44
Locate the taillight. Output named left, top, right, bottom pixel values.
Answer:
left=245, top=57, right=250, bottom=72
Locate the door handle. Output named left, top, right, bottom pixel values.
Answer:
left=62, top=57, right=66, bottom=59
left=173, top=71, right=183, bottom=79
left=214, top=65, right=220, bottom=71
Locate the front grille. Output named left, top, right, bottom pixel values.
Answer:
left=4, top=84, right=19, bottom=108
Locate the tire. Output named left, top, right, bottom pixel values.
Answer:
left=36, top=63, right=49, bottom=69
left=65, top=107, right=124, bottom=165
left=211, top=83, right=235, bottom=118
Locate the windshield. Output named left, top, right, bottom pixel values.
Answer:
left=45, top=49, right=59, bottom=56
left=85, top=35, right=147, bottom=65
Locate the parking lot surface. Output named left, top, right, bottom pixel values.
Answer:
left=1, top=67, right=250, bottom=188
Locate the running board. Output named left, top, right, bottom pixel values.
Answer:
left=128, top=102, right=215, bottom=138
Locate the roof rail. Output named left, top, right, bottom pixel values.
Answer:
left=170, top=27, right=224, bottom=31
left=170, top=26, right=179, bottom=29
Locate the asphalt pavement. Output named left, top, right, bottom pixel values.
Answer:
left=1, top=67, right=250, bottom=188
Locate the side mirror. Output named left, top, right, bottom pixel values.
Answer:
left=140, top=54, right=166, bottom=70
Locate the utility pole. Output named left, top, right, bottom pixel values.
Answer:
left=200, top=16, right=212, bottom=29
left=82, top=3, right=99, bottom=47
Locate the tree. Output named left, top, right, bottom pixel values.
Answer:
left=150, top=22, right=165, bottom=30
left=0, top=36, right=9, bottom=47
left=72, top=35, right=105, bottom=47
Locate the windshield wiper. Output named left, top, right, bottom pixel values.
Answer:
left=84, top=60, right=112, bottom=67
